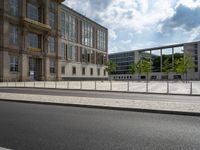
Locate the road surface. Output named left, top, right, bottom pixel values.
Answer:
left=0, top=101, right=200, bottom=150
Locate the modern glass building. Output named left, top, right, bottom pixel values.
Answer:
left=0, top=0, right=108, bottom=81
left=109, top=41, right=200, bottom=80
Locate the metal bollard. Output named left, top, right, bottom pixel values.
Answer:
left=190, top=82, right=192, bottom=95
left=110, top=80, right=112, bottom=91
left=67, top=81, right=69, bottom=89
left=167, top=81, right=169, bottom=94
left=80, top=81, right=82, bottom=89
left=127, top=80, right=129, bottom=92
left=34, top=81, right=35, bottom=88
left=95, top=80, right=97, bottom=90
left=146, top=82, right=148, bottom=93
left=55, top=81, right=57, bottom=88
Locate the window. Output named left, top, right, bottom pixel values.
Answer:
left=61, top=42, right=65, bottom=60
left=10, top=55, right=18, bottom=72
left=66, top=15, right=76, bottom=42
left=72, top=67, right=76, bottom=75
left=97, top=68, right=100, bottom=76
left=49, top=37, right=55, bottom=53
left=61, top=66, right=65, bottom=74
left=10, top=25, right=18, bottom=45
left=50, top=12, right=56, bottom=30
left=81, top=48, right=86, bottom=63
left=61, top=12, right=65, bottom=37
left=49, top=0, right=56, bottom=9
left=82, top=67, right=85, bottom=75
left=82, top=22, right=93, bottom=47
left=27, top=3, right=39, bottom=21
left=97, top=29, right=106, bottom=51
left=90, top=68, right=93, bottom=76
left=87, top=50, right=91, bottom=63
left=67, top=44, right=75, bottom=60
left=10, top=0, right=19, bottom=17
left=50, top=60, right=56, bottom=74
left=28, top=33, right=41, bottom=48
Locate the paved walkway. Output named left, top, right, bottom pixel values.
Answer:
left=0, top=88, right=200, bottom=115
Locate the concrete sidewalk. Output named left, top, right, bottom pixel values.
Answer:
left=1, top=91, right=200, bottom=115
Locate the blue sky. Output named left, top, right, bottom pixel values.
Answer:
left=62, top=0, right=200, bottom=53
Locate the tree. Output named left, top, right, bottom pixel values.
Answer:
left=129, top=63, right=137, bottom=80
left=135, top=59, right=143, bottom=80
left=105, top=60, right=116, bottom=80
left=175, top=51, right=196, bottom=83
left=162, top=57, right=173, bottom=80
left=140, top=59, right=152, bottom=83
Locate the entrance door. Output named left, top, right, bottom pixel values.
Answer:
left=29, top=58, right=42, bottom=81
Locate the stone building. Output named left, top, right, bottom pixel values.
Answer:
left=109, top=41, right=200, bottom=80
left=0, top=0, right=108, bottom=81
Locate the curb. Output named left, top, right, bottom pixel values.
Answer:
left=1, top=98, right=200, bottom=117
left=1, top=86, right=200, bottom=97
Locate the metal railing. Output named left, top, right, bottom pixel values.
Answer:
left=0, top=80, right=199, bottom=95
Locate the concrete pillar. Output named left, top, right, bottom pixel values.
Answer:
left=160, top=49, right=162, bottom=73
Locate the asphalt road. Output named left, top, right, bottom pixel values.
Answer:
left=0, top=101, right=200, bottom=150
left=0, top=87, right=200, bottom=103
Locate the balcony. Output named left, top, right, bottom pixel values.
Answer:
left=23, top=17, right=51, bottom=32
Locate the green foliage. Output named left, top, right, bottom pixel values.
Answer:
left=129, top=63, right=137, bottom=75
left=140, top=59, right=152, bottom=75
left=105, top=60, right=116, bottom=75
left=162, top=57, right=173, bottom=75
left=175, top=51, right=196, bottom=81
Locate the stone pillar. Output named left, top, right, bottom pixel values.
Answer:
left=44, top=0, right=49, bottom=25
left=20, top=54, right=28, bottom=81
left=21, top=0, right=26, bottom=18
left=56, top=2, right=61, bottom=81
left=45, top=57, right=50, bottom=80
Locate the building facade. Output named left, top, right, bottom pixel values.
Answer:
left=0, top=0, right=108, bottom=82
left=109, top=41, right=200, bottom=80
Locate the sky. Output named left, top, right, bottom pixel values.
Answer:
left=62, top=0, right=200, bottom=53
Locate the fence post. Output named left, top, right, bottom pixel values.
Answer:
left=80, top=81, right=82, bottom=89
left=67, top=81, right=69, bottom=89
left=146, top=82, right=148, bottom=93
left=110, top=80, right=112, bottom=91
left=190, top=82, right=192, bottom=95
left=55, top=81, right=57, bottom=88
left=167, top=81, right=169, bottom=94
left=127, top=80, right=129, bottom=92
left=95, top=80, right=97, bottom=90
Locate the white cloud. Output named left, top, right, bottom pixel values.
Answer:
left=62, top=0, right=200, bottom=53
left=121, top=39, right=132, bottom=44
left=176, top=0, right=200, bottom=9
left=109, top=29, right=117, bottom=41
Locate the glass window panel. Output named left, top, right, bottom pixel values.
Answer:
left=151, top=50, right=161, bottom=72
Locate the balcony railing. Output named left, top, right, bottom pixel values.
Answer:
left=23, top=17, right=51, bottom=31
